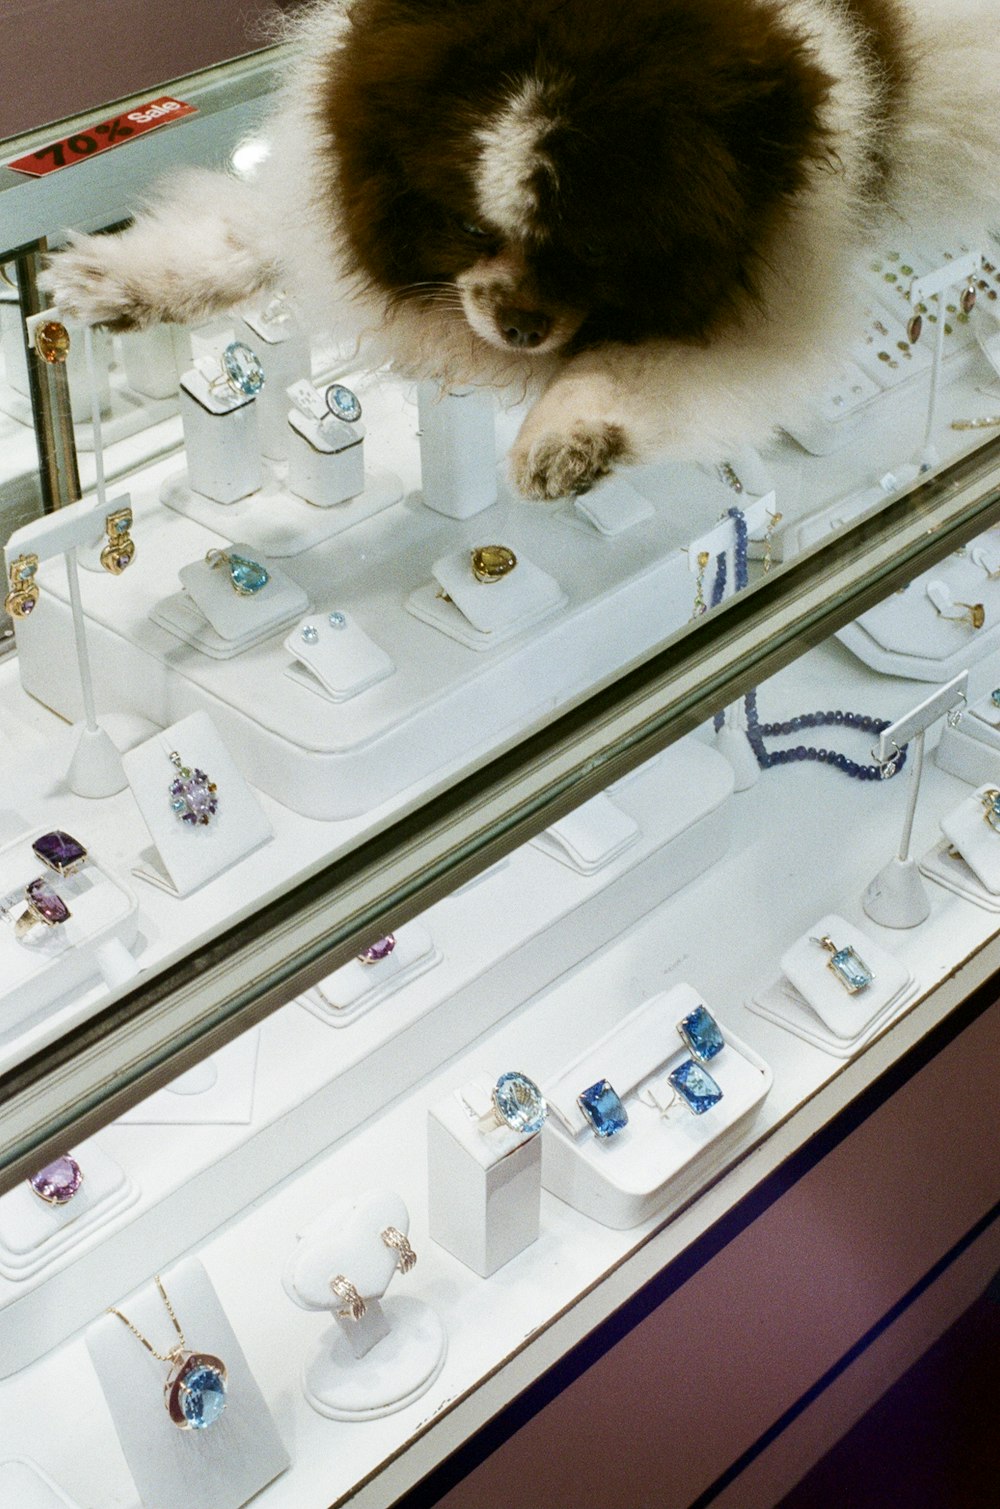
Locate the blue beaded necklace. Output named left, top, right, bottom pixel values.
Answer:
left=710, top=507, right=908, bottom=781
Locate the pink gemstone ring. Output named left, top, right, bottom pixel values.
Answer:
left=14, top=876, right=70, bottom=940
left=28, top=1153, right=84, bottom=1205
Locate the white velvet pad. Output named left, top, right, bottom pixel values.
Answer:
left=780, top=913, right=911, bottom=1038
left=0, top=1459, right=81, bottom=1509
left=940, top=784, right=1000, bottom=892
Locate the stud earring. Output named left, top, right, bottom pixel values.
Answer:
left=100, top=505, right=135, bottom=575
left=690, top=551, right=710, bottom=619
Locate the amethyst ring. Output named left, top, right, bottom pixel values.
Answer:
left=28, top=1153, right=84, bottom=1205
left=14, top=876, right=71, bottom=939
left=32, top=829, right=87, bottom=878
left=357, top=934, right=396, bottom=965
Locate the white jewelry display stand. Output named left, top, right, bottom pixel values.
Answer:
left=557, top=473, right=654, bottom=536
left=122, top=712, right=272, bottom=897
left=935, top=684, right=1000, bottom=786
left=284, top=610, right=395, bottom=701
left=938, top=783, right=1000, bottom=893
left=236, top=308, right=310, bottom=461
left=408, top=547, right=566, bottom=650
left=174, top=372, right=262, bottom=504
left=0, top=832, right=138, bottom=1034
left=919, top=834, right=1000, bottom=910
left=300, top=921, right=441, bottom=1026
left=150, top=546, right=309, bottom=660
left=427, top=1077, right=543, bottom=1276
left=282, top=1191, right=446, bottom=1420
left=417, top=383, right=497, bottom=518
left=0, top=1459, right=81, bottom=1509
left=862, top=673, right=967, bottom=927
left=113, top=1029, right=260, bottom=1125
left=530, top=792, right=639, bottom=874
left=0, top=1138, right=137, bottom=1282
left=287, top=407, right=366, bottom=505
left=541, top=986, right=772, bottom=1229
left=88, top=1258, right=290, bottom=1509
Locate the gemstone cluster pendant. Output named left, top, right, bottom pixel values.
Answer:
left=164, top=1349, right=229, bottom=1430
left=813, top=934, right=873, bottom=994
left=168, top=750, right=219, bottom=826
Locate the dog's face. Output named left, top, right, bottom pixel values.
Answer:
left=324, top=0, right=832, bottom=360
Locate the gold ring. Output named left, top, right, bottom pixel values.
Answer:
left=380, top=1225, right=417, bottom=1274
left=329, top=1274, right=367, bottom=1321
left=14, top=877, right=71, bottom=940
left=470, top=545, right=517, bottom=583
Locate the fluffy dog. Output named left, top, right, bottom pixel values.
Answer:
left=44, top=0, right=1000, bottom=498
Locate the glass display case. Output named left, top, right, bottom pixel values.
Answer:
left=2, top=38, right=1000, bottom=1509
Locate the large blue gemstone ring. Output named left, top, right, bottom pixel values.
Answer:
left=481, top=1070, right=547, bottom=1136
left=577, top=1077, right=628, bottom=1139
left=324, top=383, right=363, bottom=424
left=209, top=340, right=265, bottom=398
left=676, top=1003, right=725, bottom=1064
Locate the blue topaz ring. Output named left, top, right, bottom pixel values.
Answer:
left=329, top=1274, right=367, bottom=1321
left=811, top=934, right=873, bottom=993
left=209, top=340, right=264, bottom=397
left=639, top=1060, right=724, bottom=1117
left=577, top=1077, right=628, bottom=1138
left=979, top=787, right=1000, bottom=832
left=479, top=1070, right=548, bottom=1136
left=676, top=1003, right=725, bottom=1063
left=324, top=383, right=363, bottom=424
left=206, top=548, right=270, bottom=596
left=381, top=1226, right=417, bottom=1274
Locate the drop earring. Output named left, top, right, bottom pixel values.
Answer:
left=690, top=551, right=710, bottom=619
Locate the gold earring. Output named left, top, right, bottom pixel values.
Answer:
left=99, top=506, right=135, bottom=575
left=4, top=553, right=39, bottom=618
left=763, top=510, right=783, bottom=574
left=690, top=551, right=710, bottom=619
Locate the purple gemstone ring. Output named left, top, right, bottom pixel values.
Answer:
left=357, top=934, right=396, bottom=965
left=32, top=829, right=88, bottom=878
left=14, top=876, right=71, bottom=940
left=28, top=1153, right=84, bottom=1205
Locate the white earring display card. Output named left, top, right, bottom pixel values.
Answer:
left=88, top=1259, right=289, bottom=1509
left=122, top=712, right=272, bottom=897
left=284, top=611, right=395, bottom=702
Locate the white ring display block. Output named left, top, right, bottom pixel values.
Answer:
left=417, top=383, right=498, bottom=519
left=236, top=311, right=310, bottom=461
left=287, top=409, right=366, bottom=506
left=177, top=375, right=262, bottom=504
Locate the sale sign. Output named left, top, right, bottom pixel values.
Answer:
left=7, top=97, right=198, bottom=177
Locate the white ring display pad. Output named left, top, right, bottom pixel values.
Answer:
left=0, top=1459, right=81, bottom=1509
left=408, top=547, right=566, bottom=650
left=541, top=986, right=772, bottom=1229
left=779, top=912, right=912, bottom=1037
left=300, top=921, right=441, bottom=1025
left=530, top=792, right=639, bottom=874
left=919, top=835, right=1000, bottom=910
left=88, top=1258, right=290, bottom=1509
left=939, top=783, right=1000, bottom=892
left=0, top=1138, right=137, bottom=1282
left=282, top=1190, right=446, bottom=1420
left=176, top=545, right=309, bottom=643
left=562, top=474, right=655, bottom=536
left=0, top=833, right=138, bottom=1033
left=122, top=711, right=273, bottom=897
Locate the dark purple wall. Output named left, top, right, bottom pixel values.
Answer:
left=1, top=0, right=304, bottom=140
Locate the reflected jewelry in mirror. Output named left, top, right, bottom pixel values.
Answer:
left=762, top=510, right=783, bottom=574
left=676, top=1004, right=725, bottom=1063
left=4, top=552, right=39, bottom=619
left=381, top=1225, right=417, bottom=1274
left=577, top=1077, right=628, bottom=1139
left=690, top=550, right=710, bottom=619
left=100, top=505, right=136, bottom=575
left=952, top=415, right=1000, bottom=431
left=205, top=548, right=270, bottom=596
left=811, top=934, right=874, bottom=994
left=470, top=545, right=517, bottom=584
left=324, top=383, right=363, bottom=424
left=927, top=582, right=985, bottom=629
left=329, top=1274, right=367, bottom=1321
left=357, top=934, right=396, bottom=964
left=716, top=461, right=743, bottom=493
left=168, top=750, right=219, bottom=826
left=14, top=876, right=70, bottom=940
left=979, top=787, right=1000, bottom=832
left=208, top=340, right=265, bottom=398
left=34, top=319, right=70, bottom=365
left=109, top=1276, right=228, bottom=1431
left=480, top=1070, right=548, bottom=1136
left=32, top=830, right=87, bottom=877
left=960, top=277, right=977, bottom=315
left=28, top=1153, right=84, bottom=1205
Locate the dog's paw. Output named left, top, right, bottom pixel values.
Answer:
left=510, top=420, right=633, bottom=500
left=40, top=232, right=156, bottom=331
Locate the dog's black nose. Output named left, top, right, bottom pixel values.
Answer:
left=498, top=307, right=552, bottom=348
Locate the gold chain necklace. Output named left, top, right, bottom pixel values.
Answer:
left=109, top=1275, right=229, bottom=1430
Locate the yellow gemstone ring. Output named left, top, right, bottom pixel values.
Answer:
left=470, top=544, right=517, bottom=583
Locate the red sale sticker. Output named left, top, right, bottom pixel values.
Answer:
left=7, top=97, right=198, bottom=177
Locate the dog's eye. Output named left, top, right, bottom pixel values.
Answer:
left=580, top=240, right=610, bottom=266
left=459, top=219, right=490, bottom=239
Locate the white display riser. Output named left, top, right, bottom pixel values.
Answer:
left=0, top=738, right=732, bottom=1376
left=14, top=439, right=743, bottom=819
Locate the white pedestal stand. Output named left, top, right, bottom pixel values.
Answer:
left=283, top=1190, right=446, bottom=1420
left=863, top=673, right=967, bottom=927
left=417, top=383, right=497, bottom=518
left=175, top=371, right=262, bottom=504
left=237, top=307, right=310, bottom=461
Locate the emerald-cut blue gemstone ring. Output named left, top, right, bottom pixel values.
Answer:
left=668, top=1059, right=724, bottom=1116
left=480, top=1070, right=547, bottom=1136
left=677, top=1003, right=725, bottom=1063
left=206, top=548, right=270, bottom=596
left=980, top=786, right=1000, bottom=832
left=577, top=1078, right=628, bottom=1139
left=324, top=383, right=363, bottom=424
left=811, top=934, right=874, bottom=994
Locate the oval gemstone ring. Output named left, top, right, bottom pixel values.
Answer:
left=479, top=1070, right=548, bottom=1136
left=210, top=340, right=264, bottom=397
left=14, top=876, right=71, bottom=939
left=470, top=544, right=517, bottom=583
left=324, top=383, right=363, bottom=424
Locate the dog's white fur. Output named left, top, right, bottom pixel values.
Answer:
left=43, top=0, right=1000, bottom=496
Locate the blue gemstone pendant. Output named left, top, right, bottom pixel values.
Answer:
left=813, top=934, right=873, bottom=994
left=206, top=548, right=270, bottom=596
left=577, top=1078, right=628, bottom=1138
left=165, top=1350, right=228, bottom=1430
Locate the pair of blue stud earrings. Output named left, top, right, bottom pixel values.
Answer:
left=300, top=611, right=348, bottom=645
